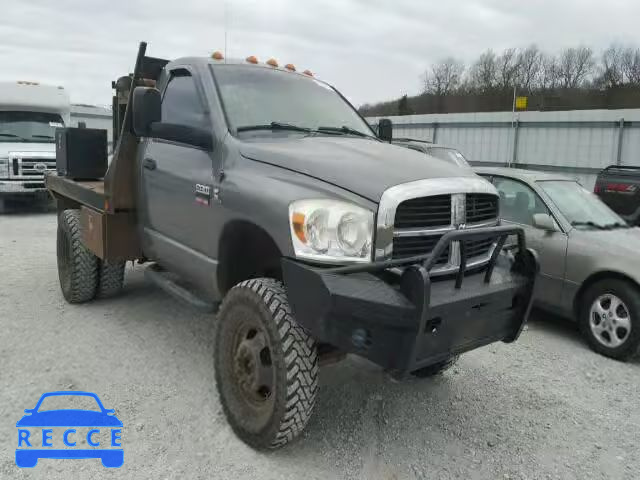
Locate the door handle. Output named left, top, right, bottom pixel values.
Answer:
left=143, top=158, right=157, bottom=170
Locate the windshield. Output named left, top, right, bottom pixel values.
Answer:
left=539, top=180, right=625, bottom=229
left=0, top=111, right=63, bottom=143
left=212, top=65, right=375, bottom=137
left=425, top=147, right=470, bottom=167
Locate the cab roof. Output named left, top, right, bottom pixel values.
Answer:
left=166, top=55, right=318, bottom=81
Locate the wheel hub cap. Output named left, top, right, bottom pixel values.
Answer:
left=589, top=294, right=631, bottom=348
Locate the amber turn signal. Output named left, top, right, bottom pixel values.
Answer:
left=291, top=212, right=306, bottom=243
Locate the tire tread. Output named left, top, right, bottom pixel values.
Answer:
left=215, top=278, right=318, bottom=449
left=58, top=210, right=98, bottom=303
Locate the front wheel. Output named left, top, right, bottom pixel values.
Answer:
left=579, top=279, right=640, bottom=360
left=214, top=278, right=319, bottom=449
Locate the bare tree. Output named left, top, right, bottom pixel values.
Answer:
left=517, top=45, right=543, bottom=91
left=422, top=57, right=465, bottom=95
left=495, top=48, right=522, bottom=89
left=597, top=44, right=625, bottom=88
left=622, top=47, right=640, bottom=85
left=557, top=46, right=595, bottom=88
left=467, top=50, right=498, bottom=92
left=539, top=54, right=561, bottom=89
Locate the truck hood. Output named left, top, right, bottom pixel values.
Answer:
left=239, top=136, right=480, bottom=202
left=0, top=142, right=55, bottom=157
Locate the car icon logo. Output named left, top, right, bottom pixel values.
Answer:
left=15, top=391, right=123, bottom=468
left=34, top=163, right=48, bottom=172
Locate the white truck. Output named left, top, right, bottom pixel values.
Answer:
left=0, top=81, right=71, bottom=209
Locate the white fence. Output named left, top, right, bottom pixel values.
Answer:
left=367, top=109, right=640, bottom=189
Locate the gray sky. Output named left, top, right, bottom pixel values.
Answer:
left=1, top=0, right=639, bottom=107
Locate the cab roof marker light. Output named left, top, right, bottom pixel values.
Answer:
left=302, top=69, right=313, bottom=76
left=246, top=55, right=259, bottom=64
left=284, top=63, right=296, bottom=72
left=211, top=51, right=224, bottom=60
left=266, top=58, right=278, bottom=67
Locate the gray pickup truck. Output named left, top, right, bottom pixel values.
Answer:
left=46, top=43, right=537, bottom=449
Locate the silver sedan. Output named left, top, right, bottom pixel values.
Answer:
left=476, top=167, right=640, bottom=360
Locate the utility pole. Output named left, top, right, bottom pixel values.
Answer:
left=509, top=85, right=517, bottom=168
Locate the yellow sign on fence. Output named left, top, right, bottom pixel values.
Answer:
left=515, top=96, right=528, bottom=110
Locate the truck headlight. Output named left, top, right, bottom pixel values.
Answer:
left=289, top=199, right=373, bottom=263
left=0, top=158, right=8, bottom=179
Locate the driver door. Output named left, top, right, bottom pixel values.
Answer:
left=490, top=176, right=569, bottom=308
left=138, top=68, right=218, bottom=287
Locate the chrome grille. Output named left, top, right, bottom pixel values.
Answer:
left=8, top=152, right=56, bottom=183
left=462, top=237, right=494, bottom=259
left=19, top=159, right=56, bottom=177
left=375, top=178, right=500, bottom=274
left=466, top=194, right=498, bottom=224
left=392, top=236, right=450, bottom=263
left=394, top=195, right=451, bottom=229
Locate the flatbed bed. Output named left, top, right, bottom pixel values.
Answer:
left=45, top=173, right=107, bottom=212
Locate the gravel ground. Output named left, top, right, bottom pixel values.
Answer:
left=1, top=211, right=639, bottom=480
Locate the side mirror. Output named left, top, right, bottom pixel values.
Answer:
left=24, top=409, right=34, bottom=414
left=132, top=87, right=161, bottom=136
left=378, top=118, right=393, bottom=142
left=533, top=213, right=556, bottom=232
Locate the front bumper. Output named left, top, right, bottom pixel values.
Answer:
left=282, top=226, right=538, bottom=377
left=0, top=180, right=47, bottom=194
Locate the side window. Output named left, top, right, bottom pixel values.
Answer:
left=493, top=177, right=549, bottom=226
left=161, top=70, right=209, bottom=129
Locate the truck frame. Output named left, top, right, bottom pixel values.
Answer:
left=46, top=42, right=538, bottom=449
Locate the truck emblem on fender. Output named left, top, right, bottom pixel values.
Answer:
left=195, top=183, right=212, bottom=206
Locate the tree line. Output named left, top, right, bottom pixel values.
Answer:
left=359, top=44, right=640, bottom=116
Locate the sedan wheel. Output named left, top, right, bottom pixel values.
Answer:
left=580, top=279, right=640, bottom=360
left=589, top=294, right=631, bottom=348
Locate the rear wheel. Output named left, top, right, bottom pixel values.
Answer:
left=97, top=260, right=126, bottom=298
left=411, top=356, right=459, bottom=378
left=579, top=279, right=640, bottom=360
left=57, top=209, right=98, bottom=303
left=214, top=278, right=318, bottom=449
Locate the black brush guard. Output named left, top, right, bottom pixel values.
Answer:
left=282, top=225, right=538, bottom=377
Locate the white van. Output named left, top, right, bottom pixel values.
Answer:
left=0, top=81, right=71, bottom=208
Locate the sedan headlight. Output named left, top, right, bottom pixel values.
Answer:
left=289, top=199, right=373, bottom=263
left=0, top=158, right=8, bottom=179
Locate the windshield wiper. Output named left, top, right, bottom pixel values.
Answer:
left=31, top=134, right=54, bottom=139
left=317, top=125, right=373, bottom=138
left=237, top=122, right=312, bottom=133
left=0, top=133, right=29, bottom=141
left=571, top=221, right=607, bottom=230
left=601, top=221, right=630, bottom=229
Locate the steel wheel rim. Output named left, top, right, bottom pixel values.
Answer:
left=231, top=318, right=276, bottom=411
left=589, top=294, right=631, bottom=348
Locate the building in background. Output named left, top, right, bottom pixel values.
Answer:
left=368, top=109, right=640, bottom=189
